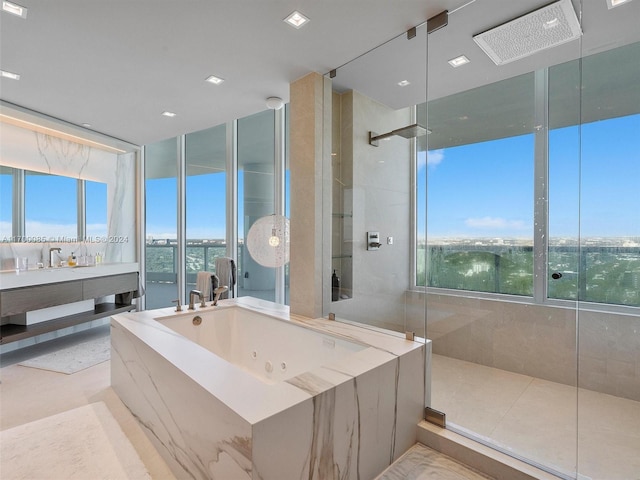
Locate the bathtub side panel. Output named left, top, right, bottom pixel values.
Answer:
left=252, top=398, right=314, bottom=480
left=111, top=320, right=253, bottom=480
left=252, top=380, right=362, bottom=480
left=354, top=357, right=402, bottom=478
left=252, top=347, right=424, bottom=480
left=395, top=344, right=426, bottom=460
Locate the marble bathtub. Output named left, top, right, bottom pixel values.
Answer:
left=111, top=297, right=428, bottom=480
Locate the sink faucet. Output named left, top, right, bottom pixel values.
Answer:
left=188, top=289, right=203, bottom=310
left=212, top=286, right=229, bottom=306
left=49, top=247, right=62, bottom=268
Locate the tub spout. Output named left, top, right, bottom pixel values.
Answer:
left=188, top=289, right=203, bottom=310
left=212, top=286, right=228, bottom=306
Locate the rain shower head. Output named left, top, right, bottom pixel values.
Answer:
left=369, top=123, right=427, bottom=146
left=473, top=0, right=582, bottom=66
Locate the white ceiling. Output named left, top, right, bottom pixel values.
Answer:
left=1, top=0, right=639, bottom=148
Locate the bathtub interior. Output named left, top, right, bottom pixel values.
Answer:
left=155, top=306, right=367, bottom=384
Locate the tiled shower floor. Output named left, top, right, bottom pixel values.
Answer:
left=431, top=354, right=640, bottom=480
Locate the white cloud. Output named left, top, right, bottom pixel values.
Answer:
left=417, top=149, right=445, bottom=171
left=465, top=217, right=527, bottom=230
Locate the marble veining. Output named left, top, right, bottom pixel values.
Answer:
left=287, top=371, right=343, bottom=396
left=0, top=123, right=136, bottom=272
left=111, top=296, right=428, bottom=479
left=35, top=132, right=92, bottom=177
left=377, top=443, right=494, bottom=480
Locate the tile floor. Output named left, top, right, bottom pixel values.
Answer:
left=0, top=326, right=486, bottom=480
left=431, top=354, right=640, bottom=480
left=3, top=327, right=638, bottom=480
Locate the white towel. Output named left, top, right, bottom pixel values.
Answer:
left=215, top=257, right=235, bottom=299
left=196, top=271, right=213, bottom=299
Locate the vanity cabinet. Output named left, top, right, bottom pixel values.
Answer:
left=0, top=268, right=139, bottom=345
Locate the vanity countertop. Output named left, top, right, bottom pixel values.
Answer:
left=0, top=262, right=139, bottom=291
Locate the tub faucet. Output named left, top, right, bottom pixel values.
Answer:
left=212, top=286, right=229, bottom=306
left=49, top=247, right=62, bottom=268
left=188, top=289, right=203, bottom=310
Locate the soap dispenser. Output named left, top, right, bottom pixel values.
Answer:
left=332, top=269, right=340, bottom=301
left=68, top=252, right=77, bottom=267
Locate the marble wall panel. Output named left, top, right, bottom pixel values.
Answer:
left=0, top=123, right=136, bottom=267
left=425, top=292, right=640, bottom=402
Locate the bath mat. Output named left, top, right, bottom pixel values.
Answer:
left=18, top=335, right=110, bottom=374
left=0, top=401, right=151, bottom=480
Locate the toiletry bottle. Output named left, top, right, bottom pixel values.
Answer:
left=68, top=252, right=77, bottom=267
left=332, top=269, right=340, bottom=301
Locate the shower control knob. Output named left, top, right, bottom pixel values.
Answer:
left=551, top=272, right=563, bottom=280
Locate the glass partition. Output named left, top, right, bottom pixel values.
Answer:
left=325, top=24, right=428, bottom=336
left=323, top=0, right=639, bottom=478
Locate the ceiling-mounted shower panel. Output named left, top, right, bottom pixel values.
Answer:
left=473, top=0, right=582, bottom=66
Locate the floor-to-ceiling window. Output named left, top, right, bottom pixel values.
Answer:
left=144, top=137, right=179, bottom=309
left=184, top=124, right=227, bottom=298
left=143, top=108, right=289, bottom=307
left=237, top=110, right=276, bottom=302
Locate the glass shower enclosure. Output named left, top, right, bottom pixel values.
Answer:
left=323, top=0, right=640, bottom=478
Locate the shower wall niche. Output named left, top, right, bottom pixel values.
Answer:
left=329, top=88, right=414, bottom=331
left=331, top=91, right=353, bottom=301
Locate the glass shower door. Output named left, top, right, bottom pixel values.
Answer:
left=424, top=0, right=582, bottom=476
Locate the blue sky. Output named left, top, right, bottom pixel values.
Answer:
left=0, top=174, right=107, bottom=239
left=144, top=170, right=291, bottom=240
left=418, top=114, right=639, bottom=239
left=2, top=115, right=637, bottom=242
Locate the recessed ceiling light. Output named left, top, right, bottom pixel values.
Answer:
left=543, top=18, right=560, bottom=29
left=398, top=80, right=411, bottom=87
left=2, top=1, right=27, bottom=18
left=81, top=123, right=92, bottom=128
left=205, top=75, right=224, bottom=85
left=0, top=69, right=20, bottom=80
left=607, top=0, right=633, bottom=8
left=448, top=55, right=470, bottom=67
left=284, top=11, right=310, bottom=29
left=161, top=111, right=176, bottom=118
